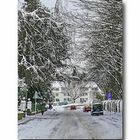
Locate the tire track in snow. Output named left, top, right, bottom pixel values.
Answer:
left=50, top=110, right=93, bottom=139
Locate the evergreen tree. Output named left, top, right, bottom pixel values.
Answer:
left=24, top=0, right=41, bottom=12
left=18, top=0, right=70, bottom=101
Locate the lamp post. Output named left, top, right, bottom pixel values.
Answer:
left=34, top=91, right=37, bottom=118
left=33, top=91, right=44, bottom=118
left=25, top=89, right=28, bottom=117
left=20, top=97, right=26, bottom=117
left=27, top=98, right=32, bottom=115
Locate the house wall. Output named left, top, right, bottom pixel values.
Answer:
left=51, top=81, right=101, bottom=105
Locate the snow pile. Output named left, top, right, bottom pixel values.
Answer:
left=18, top=117, right=61, bottom=139
left=53, top=105, right=65, bottom=112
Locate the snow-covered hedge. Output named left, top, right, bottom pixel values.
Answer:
left=102, top=100, right=122, bottom=112
left=18, top=111, right=25, bottom=120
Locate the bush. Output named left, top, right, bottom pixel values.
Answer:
left=96, top=93, right=104, bottom=101
left=27, top=109, right=31, bottom=115
left=31, top=103, right=42, bottom=112
left=18, top=112, right=24, bottom=120
left=29, top=110, right=42, bottom=115
left=31, top=103, right=47, bottom=112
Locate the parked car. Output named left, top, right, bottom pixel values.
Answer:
left=83, top=106, right=91, bottom=112
left=70, top=105, right=76, bottom=110
left=91, top=103, right=103, bottom=116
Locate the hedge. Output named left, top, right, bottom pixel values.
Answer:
left=18, top=112, right=25, bottom=120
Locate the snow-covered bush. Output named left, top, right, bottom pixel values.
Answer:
left=102, top=100, right=122, bottom=112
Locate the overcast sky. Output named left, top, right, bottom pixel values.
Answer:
left=18, top=0, right=56, bottom=9
left=18, top=0, right=76, bottom=11
left=41, top=0, right=57, bottom=9
left=18, top=0, right=86, bottom=68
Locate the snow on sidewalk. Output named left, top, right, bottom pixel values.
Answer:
left=18, top=110, right=59, bottom=125
left=18, top=105, right=66, bottom=125
left=18, top=114, right=61, bottom=139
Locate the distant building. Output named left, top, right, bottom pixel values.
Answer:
left=51, top=81, right=103, bottom=104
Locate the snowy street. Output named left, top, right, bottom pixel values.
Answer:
left=18, top=107, right=122, bottom=139
left=17, top=0, right=123, bottom=139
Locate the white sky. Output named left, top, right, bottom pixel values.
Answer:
left=19, top=0, right=77, bottom=11
left=41, top=0, right=57, bottom=9
left=18, top=0, right=57, bottom=9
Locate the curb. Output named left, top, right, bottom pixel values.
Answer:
left=18, top=118, right=35, bottom=125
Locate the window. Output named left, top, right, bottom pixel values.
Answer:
left=56, top=98, right=59, bottom=102
left=67, top=98, right=71, bottom=101
left=61, top=87, right=65, bottom=90
left=64, top=98, right=66, bottom=101
left=55, top=93, right=58, bottom=96
left=82, top=93, right=88, bottom=96
left=85, top=93, right=88, bottom=96
left=55, top=88, right=59, bottom=91
left=85, top=87, right=89, bottom=91
left=92, top=87, right=98, bottom=91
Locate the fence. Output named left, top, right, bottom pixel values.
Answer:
left=102, top=100, right=122, bottom=112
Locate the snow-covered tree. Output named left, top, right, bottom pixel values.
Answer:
left=18, top=0, right=70, bottom=101
left=60, top=66, right=88, bottom=103
left=18, top=78, right=28, bottom=105
left=63, top=80, right=82, bottom=103
left=70, top=0, right=123, bottom=99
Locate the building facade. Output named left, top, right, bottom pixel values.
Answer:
left=51, top=81, right=102, bottom=104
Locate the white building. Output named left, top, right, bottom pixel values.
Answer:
left=51, top=81, right=103, bottom=104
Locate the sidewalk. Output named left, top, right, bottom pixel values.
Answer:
left=18, top=110, right=58, bottom=125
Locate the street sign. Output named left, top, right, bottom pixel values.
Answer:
left=107, top=92, right=112, bottom=100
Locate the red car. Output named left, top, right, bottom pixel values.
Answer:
left=70, top=105, right=76, bottom=110
left=83, top=106, right=91, bottom=112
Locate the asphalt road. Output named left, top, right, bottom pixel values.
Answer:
left=18, top=109, right=122, bottom=139
left=18, top=110, right=97, bottom=139
left=49, top=110, right=96, bottom=139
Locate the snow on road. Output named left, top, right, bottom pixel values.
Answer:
left=18, top=107, right=122, bottom=139
left=77, top=111, right=122, bottom=139
left=50, top=111, right=93, bottom=139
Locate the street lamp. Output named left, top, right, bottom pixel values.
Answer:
left=34, top=92, right=37, bottom=118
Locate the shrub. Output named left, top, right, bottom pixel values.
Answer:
left=27, top=109, right=31, bottom=115
left=18, top=112, right=24, bottom=120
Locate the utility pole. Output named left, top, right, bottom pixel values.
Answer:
left=35, top=91, right=37, bottom=118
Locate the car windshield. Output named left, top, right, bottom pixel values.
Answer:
left=93, top=104, right=103, bottom=111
